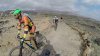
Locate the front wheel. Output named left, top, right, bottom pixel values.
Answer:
left=9, top=46, right=32, bottom=56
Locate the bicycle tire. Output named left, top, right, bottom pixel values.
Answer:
left=9, top=46, right=32, bottom=56
left=35, top=33, right=48, bottom=48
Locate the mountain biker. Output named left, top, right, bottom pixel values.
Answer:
left=11, top=9, right=37, bottom=49
left=53, top=16, right=58, bottom=24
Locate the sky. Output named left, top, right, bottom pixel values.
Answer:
left=0, top=0, right=100, bottom=20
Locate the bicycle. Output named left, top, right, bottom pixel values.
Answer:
left=9, top=31, right=48, bottom=56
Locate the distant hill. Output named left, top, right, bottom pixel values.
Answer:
left=0, top=10, right=37, bottom=15
left=1, top=9, right=76, bottom=16
left=0, top=9, right=97, bottom=22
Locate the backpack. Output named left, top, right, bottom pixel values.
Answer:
left=22, top=13, right=33, bottom=21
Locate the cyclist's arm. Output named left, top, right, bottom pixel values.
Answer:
left=17, top=21, right=22, bottom=35
left=17, top=22, right=21, bottom=30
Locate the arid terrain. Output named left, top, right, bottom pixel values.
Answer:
left=0, top=12, right=100, bottom=56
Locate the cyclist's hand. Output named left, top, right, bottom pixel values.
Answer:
left=23, top=34, right=27, bottom=38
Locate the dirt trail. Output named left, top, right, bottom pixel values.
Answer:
left=45, top=21, right=82, bottom=56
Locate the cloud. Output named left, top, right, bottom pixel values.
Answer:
left=87, top=10, right=100, bottom=20
left=83, top=0, right=100, bottom=5
left=0, top=0, right=78, bottom=11
left=0, top=0, right=100, bottom=20
left=0, top=4, right=8, bottom=7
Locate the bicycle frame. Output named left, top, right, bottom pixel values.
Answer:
left=19, top=38, right=36, bottom=56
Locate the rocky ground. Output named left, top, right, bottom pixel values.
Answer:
left=0, top=13, right=100, bottom=56
left=62, top=15, right=100, bottom=56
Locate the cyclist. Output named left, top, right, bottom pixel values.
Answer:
left=11, top=9, right=37, bottom=49
left=53, top=16, right=58, bottom=24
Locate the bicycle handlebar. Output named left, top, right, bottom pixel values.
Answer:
left=17, top=35, right=30, bottom=41
left=17, top=31, right=40, bottom=41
